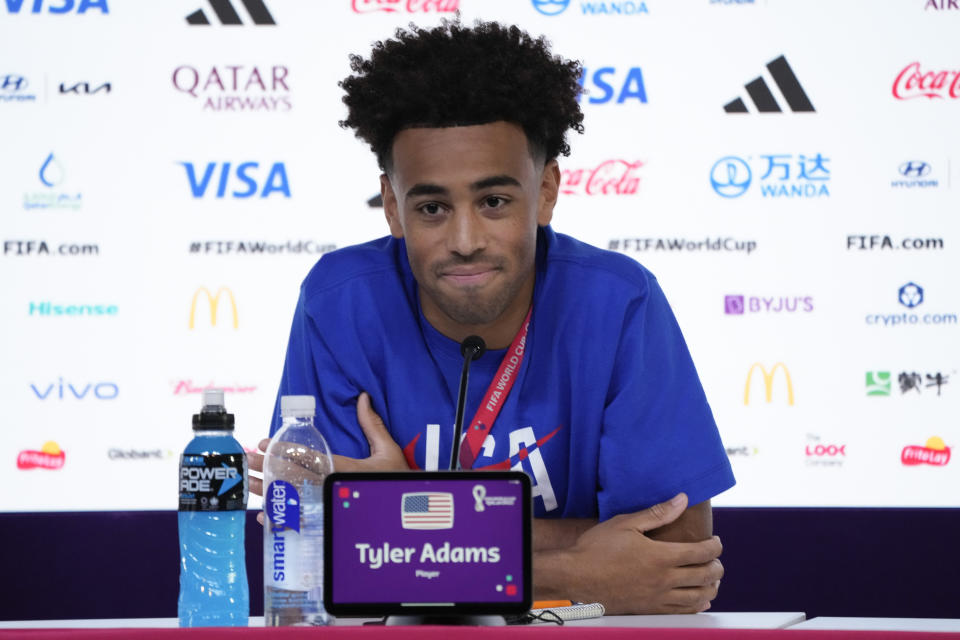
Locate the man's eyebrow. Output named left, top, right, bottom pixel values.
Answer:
left=471, top=175, right=522, bottom=191
left=405, top=183, right=449, bottom=199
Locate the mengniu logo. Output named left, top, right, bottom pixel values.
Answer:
left=744, top=362, right=794, bottom=406
left=724, top=295, right=813, bottom=315
left=351, top=0, right=459, bottom=13
left=24, top=152, right=83, bottom=211
left=902, top=437, right=951, bottom=466
left=189, top=286, right=238, bottom=329
left=3, top=0, right=107, bottom=13
left=560, top=160, right=643, bottom=195
left=724, top=55, right=815, bottom=113
left=892, top=63, right=960, bottom=100
left=711, top=154, right=829, bottom=199
left=172, top=65, right=290, bottom=112
left=866, top=370, right=951, bottom=397
left=532, top=0, right=649, bottom=15
left=31, top=378, right=119, bottom=400
left=578, top=67, right=647, bottom=104
left=181, top=162, right=290, bottom=198
left=17, top=441, right=65, bottom=470
left=0, top=74, right=37, bottom=102
left=186, top=0, right=275, bottom=25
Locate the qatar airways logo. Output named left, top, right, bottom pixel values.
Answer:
left=351, top=0, right=458, bottom=13
left=892, top=62, right=960, bottom=100
left=560, top=160, right=642, bottom=196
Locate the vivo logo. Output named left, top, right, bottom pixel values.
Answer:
left=181, top=162, right=290, bottom=198
left=31, top=378, right=118, bottom=400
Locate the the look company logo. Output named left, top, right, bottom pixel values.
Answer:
left=17, top=441, right=65, bottom=470
left=579, top=67, right=648, bottom=104
left=744, top=362, right=794, bottom=406
left=724, top=295, right=814, bottom=315
left=531, top=0, right=649, bottom=15
left=181, top=162, right=290, bottom=198
left=351, top=0, right=458, bottom=13
left=902, top=437, right=950, bottom=467
left=892, top=161, right=940, bottom=189
left=724, top=55, right=815, bottom=114
left=189, top=286, right=238, bottom=329
left=23, top=152, right=83, bottom=211
left=805, top=435, right=846, bottom=468
left=710, top=154, right=830, bottom=199
left=560, top=160, right=642, bottom=195
left=1, top=74, right=37, bottom=102
left=186, top=0, right=275, bottom=25
left=892, top=62, right=960, bottom=100
left=865, top=282, right=958, bottom=327
left=31, top=378, right=119, bottom=400
left=172, top=65, right=290, bottom=112
left=3, top=0, right=107, bottom=13
left=866, top=370, right=951, bottom=397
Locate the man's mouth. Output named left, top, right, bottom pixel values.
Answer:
left=439, top=266, right=500, bottom=287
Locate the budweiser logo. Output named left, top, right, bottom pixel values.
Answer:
left=560, top=160, right=643, bottom=196
left=172, top=380, right=257, bottom=395
left=892, top=62, right=960, bottom=100
left=17, top=442, right=65, bottom=470
left=351, top=0, right=458, bottom=13
left=901, top=445, right=951, bottom=466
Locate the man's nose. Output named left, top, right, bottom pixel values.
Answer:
left=447, top=209, right=486, bottom=257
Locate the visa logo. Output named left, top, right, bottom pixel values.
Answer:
left=181, top=162, right=291, bottom=198
left=578, top=67, right=647, bottom=104
left=31, top=378, right=119, bottom=400
left=4, top=0, right=108, bottom=13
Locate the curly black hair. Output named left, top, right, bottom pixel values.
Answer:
left=339, top=18, right=584, bottom=171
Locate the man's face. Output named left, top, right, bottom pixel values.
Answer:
left=381, top=121, right=559, bottom=335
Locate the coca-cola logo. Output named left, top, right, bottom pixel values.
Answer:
left=560, top=160, right=643, bottom=196
left=351, top=0, right=458, bottom=13
left=805, top=444, right=846, bottom=457
left=892, top=62, right=960, bottom=100
left=17, top=442, right=65, bottom=470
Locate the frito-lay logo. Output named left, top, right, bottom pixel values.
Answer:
left=17, top=441, right=65, bottom=470
left=189, top=286, right=238, bottom=329
left=744, top=362, right=795, bottom=405
left=901, top=437, right=951, bottom=466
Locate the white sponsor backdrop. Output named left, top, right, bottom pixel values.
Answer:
left=1, top=0, right=957, bottom=511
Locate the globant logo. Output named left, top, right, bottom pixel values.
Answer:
left=181, top=161, right=290, bottom=198
left=17, top=442, right=65, bottom=470
left=892, top=62, right=960, bottom=100
left=865, top=282, right=958, bottom=327
left=892, top=161, right=938, bottom=188
left=108, top=448, right=173, bottom=460
left=579, top=67, right=647, bottom=104
left=901, top=437, right=950, bottom=466
left=725, top=445, right=759, bottom=458
left=724, top=295, right=813, bottom=315
left=172, top=65, right=290, bottom=112
left=23, top=152, right=83, bottom=211
left=711, top=154, right=830, bottom=199
left=0, top=74, right=37, bottom=102
left=560, top=160, right=642, bottom=195
left=351, top=0, right=458, bottom=13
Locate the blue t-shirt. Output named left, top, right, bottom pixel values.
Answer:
left=271, top=225, right=734, bottom=520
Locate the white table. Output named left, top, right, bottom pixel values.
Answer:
left=789, top=617, right=960, bottom=632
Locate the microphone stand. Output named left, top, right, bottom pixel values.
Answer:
left=450, top=335, right=486, bottom=470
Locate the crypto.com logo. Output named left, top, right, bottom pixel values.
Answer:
left=710, top=157, right=751, bottom=198
left=898, top=282, right=924, bottom=308
left=189, top=286, right=238, bottom=329
left=744, top=362, right=794, bottom=405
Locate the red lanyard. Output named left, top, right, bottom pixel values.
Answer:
left=458, top=306, right=532, bottom=470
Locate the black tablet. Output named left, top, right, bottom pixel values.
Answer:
left=323, top=471, right=532, bottom=619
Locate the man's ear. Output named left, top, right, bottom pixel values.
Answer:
left=380, top=174, right=404, bottom=238
left=537, top=159, right=560, bottom=227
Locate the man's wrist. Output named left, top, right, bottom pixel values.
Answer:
left=532, top=547, right=582, bottom=601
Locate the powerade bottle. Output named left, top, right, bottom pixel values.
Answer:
left=263, top=395, right=333, bottom=626
left=178, top=389, right=249, bottom=627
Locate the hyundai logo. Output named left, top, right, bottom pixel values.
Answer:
left=898, top=161, right=931, bottom=178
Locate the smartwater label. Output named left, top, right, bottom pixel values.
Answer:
left=178, top=453, right=247, bottom=511
left=266, top=480, right=303, bottom=590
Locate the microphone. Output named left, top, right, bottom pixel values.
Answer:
left=450, top=335, right=486, bottom=471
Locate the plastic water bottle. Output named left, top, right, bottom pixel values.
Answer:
left=178, top=389, right=249, bottom=627
left=263, top=395, right=334, bottom=626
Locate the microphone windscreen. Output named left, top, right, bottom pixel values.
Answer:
left=460, top=335, right=486, bottom=361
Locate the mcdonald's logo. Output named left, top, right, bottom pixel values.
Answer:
left=189, top=286, right=238, bottom=329
left=744, top=362, right=794, bottom=406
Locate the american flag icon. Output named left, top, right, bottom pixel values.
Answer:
left=400, top=492, right=454, bottom=530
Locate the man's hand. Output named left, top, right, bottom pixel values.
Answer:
left=534, top=493, right=723, bottom=615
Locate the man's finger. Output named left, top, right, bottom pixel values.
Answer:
left=664, top=582, right=720, bottom=611
left=667, top=558, right=724, bottom=589
left=256, top=511, right=265, bottom=526
left=331, top=453, right=365, bottom=473
left=620, top=493, right=688, bottom=534
left=249, top=475, right=263, bottom=497
left=247, top=438, right=270, bottom=473
left=356, top=392, right=393, bottom=455
left=655, top=536, right=723, bottom=567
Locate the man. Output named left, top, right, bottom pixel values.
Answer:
left=249, top=18, right=733, bottom=614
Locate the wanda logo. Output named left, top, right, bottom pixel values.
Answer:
left=351, top=0, right=458, bottom=12
left=560, top=160, right=643, bottom=196
left=892, top=62, right=960, bottom=99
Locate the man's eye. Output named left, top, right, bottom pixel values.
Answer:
left=420, top=203, right=443, bottom=215
left=483, top=196, right=506, bottom=208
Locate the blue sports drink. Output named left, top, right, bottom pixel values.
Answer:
left=178, top=389, right=249, bottom=627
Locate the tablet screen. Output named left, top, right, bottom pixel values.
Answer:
left=324, top=471, right=532, bottom=617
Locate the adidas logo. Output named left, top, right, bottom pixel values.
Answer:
left=724, top=55, right=814, bottom=114
left=186, top=0, right=275, bottom=25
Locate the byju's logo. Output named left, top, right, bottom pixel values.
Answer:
left=189, top=286, right=238, bottom=329
left=186, top=0, right=275, bottom=25
left=578, top=67, right=647, bottom=104
left=0, top=74, right=37, bottom=102
left=172, top=65, right=291, bottom=112
left=351, top=0, right=459, bottom=13
left=560, top=160, right=643, bottom=195
left=181, top=162, right=290, bottom=198
left=17, top=442, right=65, bottom=470
left=898, top=282, right=924, bottom=308
left=892, top=62, right=960, bottom=100
left=724, top=55, right=815, bottom=113
left=532, top=0, right=570, bottom=14
left=901, top=437, right=950, bottom=467
left=892, top=161, right=938, bottom=189
left=724, top=295, right=813, bottom=315
left=31, top=378, right=119, bottom=400
left=744, top=362, right=794, bottom=406
left=3, top=0, right=108, bottom=13
left=59, top=81, right=111, bottom=95
left=23, top=153, right=83, bottom=211
left=710, top=154, right=829, bottom=198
